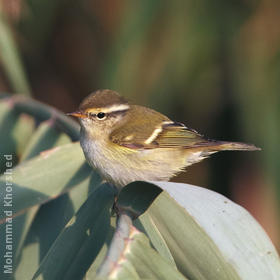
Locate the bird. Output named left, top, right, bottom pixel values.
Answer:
left=68, top=89, right=260, bottom=189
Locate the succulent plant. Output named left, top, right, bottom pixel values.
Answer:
left=0, top=94, right=280, bottom=280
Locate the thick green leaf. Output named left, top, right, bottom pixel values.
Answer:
left=117, top=182, right=176, bottom=267
left=123, top=181, right=280, bottom=280
left=0, top=142, right=94, bottom=223
left=123, top=229, right=187, bottom=280
left=4, top=115, right=74, bottom=273
left=133, top=214, right=176, bottom=268
left=15, top=179, right=112, bottom=279
left=13, top=208, right=41, bottom=278
left=0, top=142, right=100, bottom=279
left=11, top=113, right=36, bottom=157
left=0, top=102, right=35, bottom=171
left=97, top=214, right=188, bottom=280
left=101, top=261, right=140, bottom=280
left=21, top=120, right=71, bottom=162
left=14, top=161, right=96, bottom=279
left=32, top=183, right=116, bottom=280
left=0, top=96, right=85, bottom=279
left=116, top=181, right=162, bottom=218
left=0, top=95, right=80, bottom=141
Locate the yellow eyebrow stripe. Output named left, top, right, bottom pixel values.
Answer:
left=86, top=104, right=130, bottom=114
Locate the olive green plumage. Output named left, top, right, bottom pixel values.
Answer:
left=68, top=89, right=260, bottom=188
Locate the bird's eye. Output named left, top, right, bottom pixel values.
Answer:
left=97, top=112, right=106, bottom=120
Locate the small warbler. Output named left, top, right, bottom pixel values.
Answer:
left=68, top=89, right=260, bottom=188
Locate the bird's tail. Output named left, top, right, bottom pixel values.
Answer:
left=184, top=140, right=260, bottom=167
left=204, top=141, right=261, bottom=152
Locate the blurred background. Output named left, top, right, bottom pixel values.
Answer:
left=0, top=0, right=279, bottom=249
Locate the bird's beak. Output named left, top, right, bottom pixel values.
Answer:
left=67, top=111, right=87, bottom=118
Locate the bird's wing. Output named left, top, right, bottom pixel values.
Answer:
left=154, top=122, right=260, bottom=151
left=153, top=122, right=212, bottom=148
left=110, top=104, right=259, bottom=151
left=110, top=115, right=211, bottom=149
